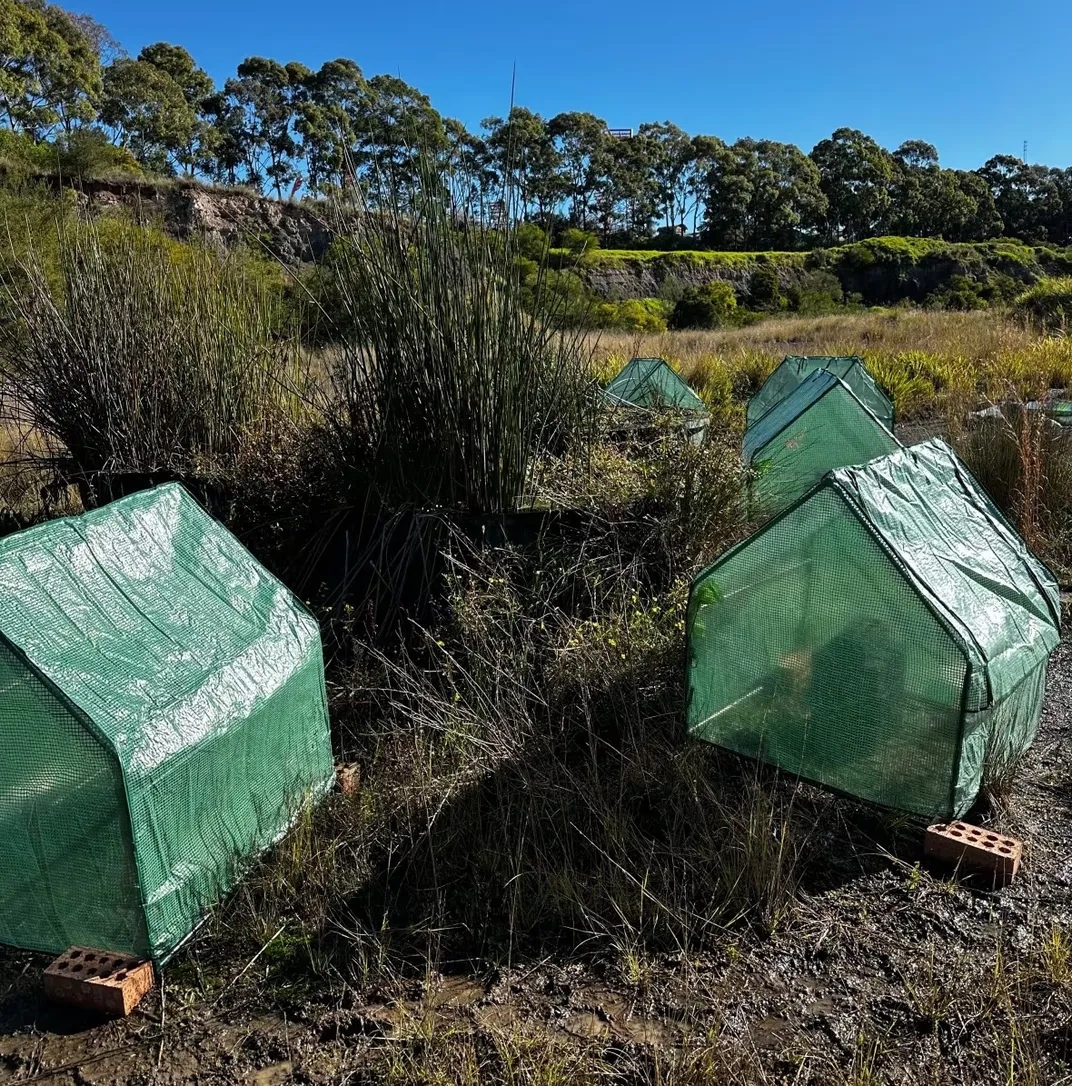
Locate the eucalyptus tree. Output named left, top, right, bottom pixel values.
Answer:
left=548, top=110, right=607, bottom=229
left=811, top=127, right=895, bottom=242
left=0, top=0, right=101, bottom=136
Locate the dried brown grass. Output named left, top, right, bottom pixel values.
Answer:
left=593, top=310, right=1036, bottom=376
left=593, top=310, right=1072, bottom=422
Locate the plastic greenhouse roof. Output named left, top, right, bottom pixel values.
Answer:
left=742, top=369, right=895, bottom=464
left=830, top=439, right=1061, bottom=705
left=748, top=355, right=894, bottom=429
left=0, top=484, right=322, bottom=774
left=603, top=357, right=707, bottom=411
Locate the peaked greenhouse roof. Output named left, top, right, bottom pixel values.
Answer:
left=743, top=369, right=894, bottom=464
left=747, top=355, right=894, bottom=430
left=831, top=439, right=1060, bottom=706
left=0, top=484, right=322, bottom=768
left=686, top=437, right=1060, bottom=818
left=603, top=357, right=707, bottom=412
left=743, top=369, right=901, bottom=515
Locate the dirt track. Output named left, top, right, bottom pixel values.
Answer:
left=2, top=641, right=1072, bottom=1084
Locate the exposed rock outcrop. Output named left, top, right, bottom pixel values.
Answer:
left=580, top=253, right=801, bottom=300
left=74, top=177, right=332, bottom=264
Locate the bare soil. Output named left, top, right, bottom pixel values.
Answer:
left=3, top=643, right=1072, bottom=1084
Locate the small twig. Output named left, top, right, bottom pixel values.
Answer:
left=209, top=922, right=288, bottom=1011
left=1, top=959, right=31, bottom=1000
left=12, top=1036, right=161, bottom=1084
left=156, top=975, right=166, bottom=1067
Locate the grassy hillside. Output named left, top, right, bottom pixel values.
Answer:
left=577, top=236, right=1072, bottom=314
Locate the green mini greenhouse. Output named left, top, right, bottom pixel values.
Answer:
left=0, top=484, right=334, bottom=961
left=687, top=440, right=1060, bottom=819
left=744, top=369, right=901, bottom=517
left=603, top=357, right=707, bottom=412
left=747, top=355, right=894, bottom=430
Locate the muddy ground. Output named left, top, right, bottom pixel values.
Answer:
left=2, top=642, right=1072, bottom=1085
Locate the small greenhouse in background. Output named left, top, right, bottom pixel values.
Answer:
left=602, top=357, right=709, bottom=442
left=744, top=369, right=902, bottom=518
left=687, top=440, right=1060, bottom=820
left=747, top=355, right=894, bottom=431
left=602, top=357, right=707, bottom=411
left=0, top=485, right=335, bottom=961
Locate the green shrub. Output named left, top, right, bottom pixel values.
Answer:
left=656, top=274, right=689, bottom=305
left=515, top=222, right=550, bottom=262
left=592, top=297, right=667, bottom=332
left=0, top=128, right=141, bottom=183
left=747, top=264, right=784, bottom=310
left=785, top=269, right=845, bottom=314
left=669, top=280, right=738, bottom=329
left=926, top=274, right=989, bottom=312
left=560, top=227, right=600, bottom=255
left=1013, top=278, right=1072, bottom=333
left=0, top=130, right=56, bottom=177
left=55, top=128, right=142, bottom=181
left=621, top=297, right=668, bottom=331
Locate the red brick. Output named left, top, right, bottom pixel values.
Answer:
left=336, top=763, right=360, bottom=795
left=923, top=822, right=1022, bottom=887
left=43, top=947, right=154, bottom=1017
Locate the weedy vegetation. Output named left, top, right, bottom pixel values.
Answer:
left=0, top=221, right=298, bottom=507
left=1, top=157, right=1072, bottom=1085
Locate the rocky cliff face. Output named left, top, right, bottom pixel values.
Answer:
left=580, top=254, right=797, bottom=300
left=76, top=177, right=332, bottom=264
left=64, top=179, right=1058, bottom=309
left=579, top=240, right=1050, bottom=305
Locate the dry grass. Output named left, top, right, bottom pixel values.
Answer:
left=0, top=409, right=61, bottom=521
left=595, top=310, right=1037, bottom=369
left=198, top=438, right=800, bottom=982
left=0, top=222, right=298, bottom=490
left=0, top=288, right=1068, bottom=1082
left=593, top=310, right=1072, bottom=421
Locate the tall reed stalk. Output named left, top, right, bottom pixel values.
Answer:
left=0, top=222, right=295, bottom=484
left=318, top=157, right=595, bottom=513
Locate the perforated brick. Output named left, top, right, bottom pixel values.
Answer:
left=923, top=821, right=1022, bottom=887
left=43, top=947, right=154, bottom=1016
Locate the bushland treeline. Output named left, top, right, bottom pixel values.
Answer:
left=3, top=0, right=1072, bottom=251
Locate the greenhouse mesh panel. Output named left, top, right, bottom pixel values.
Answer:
left=746, top=376, right=900, bottom=518
left=953, top=660, right=1049, bottom=815
left=747, top=356, right=894, bottom=430
left=0, top=639, right=147, bottom=956
left=0, top=484, right=335, bottom=960
left=688, top=487, right=969, bottom=818
left=603, top=358, right=707, bottom=411
left=129, top=650, right=332, bottom=959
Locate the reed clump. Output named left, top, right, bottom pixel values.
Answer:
left=0, top=222, right=296, bottom=489
left=314, top=162, right=596, bottom=514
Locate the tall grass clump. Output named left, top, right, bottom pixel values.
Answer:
left=955, top=402, right=1072, bottom=564
left=310, top=543, right=810, bottom=975
left=316, top=157, right=596, bottom=513
left=1013, top=277, right=1072, bottom=334
left=0, top=221, right=295, bottom=493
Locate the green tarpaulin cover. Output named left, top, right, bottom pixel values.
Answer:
left=0, top=484, right=334, bottom=960
left=603, top=357, right=707, bottom=412
left=747, top=355, right=894, bottom=430
left=743, top=369, right=901, bottom=517
left=687, top=439, right=1060, bottom=818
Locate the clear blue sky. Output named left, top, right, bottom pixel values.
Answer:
left=81, top=0, right=1069, bottom=170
